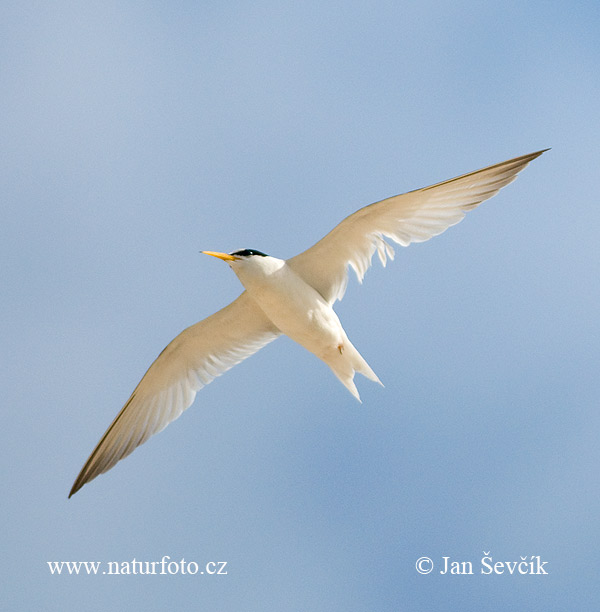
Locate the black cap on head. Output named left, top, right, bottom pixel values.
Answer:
left=230, top=249, right=268, bottom=257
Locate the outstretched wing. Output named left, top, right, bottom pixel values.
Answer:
left=288, top=150, right=547, bottom=303
left=69, top=292, right=279, bottom=497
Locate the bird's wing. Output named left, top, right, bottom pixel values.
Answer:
left=288, top=150, right=547, bottom=303
left=69, top=292, right=280, bottom=497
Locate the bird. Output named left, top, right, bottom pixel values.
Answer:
left=69, top=149, right=547, bottom=497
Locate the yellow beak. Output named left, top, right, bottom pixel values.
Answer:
left=201, top=251, right=238, bottom=261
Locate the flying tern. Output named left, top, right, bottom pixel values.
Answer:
left=69, top=149, right=546, bottom=497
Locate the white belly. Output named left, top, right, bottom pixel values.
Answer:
left=230, top=255, right=380, bottom=400
left=241, top=264, right=345, bottom=359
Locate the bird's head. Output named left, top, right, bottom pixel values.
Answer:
left=201, top=249, right=285, bottom=286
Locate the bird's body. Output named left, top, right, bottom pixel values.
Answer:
left=69, top=149, right=547, bottom=497
left=227, top=252, right=380, bottom=399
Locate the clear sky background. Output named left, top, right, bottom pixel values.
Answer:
left=2, top=1, right=599, bottom=610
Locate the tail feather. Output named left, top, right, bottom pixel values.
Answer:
left=324, top=339, right=382, bottom=401
left=339, top=375, right=362, bottom=403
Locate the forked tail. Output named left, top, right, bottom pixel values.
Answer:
left=325, top=339, right=383, bottom=402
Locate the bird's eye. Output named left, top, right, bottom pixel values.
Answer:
left=230, top=249, right=268, bottom=257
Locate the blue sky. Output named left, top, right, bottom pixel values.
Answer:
left=2, top=1, right=599, bottom=610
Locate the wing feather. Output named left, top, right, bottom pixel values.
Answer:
left=69, top=292, right=279, bottom=497
left=288, top=150, right=547, bottom=303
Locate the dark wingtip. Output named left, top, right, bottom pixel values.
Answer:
left=68, top=481, right=80, bottom=499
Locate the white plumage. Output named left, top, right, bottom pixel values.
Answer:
left=69, top=149, right=546, bottom=497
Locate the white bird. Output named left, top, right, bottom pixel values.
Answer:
left=69, top=150, right=546, bottom=497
